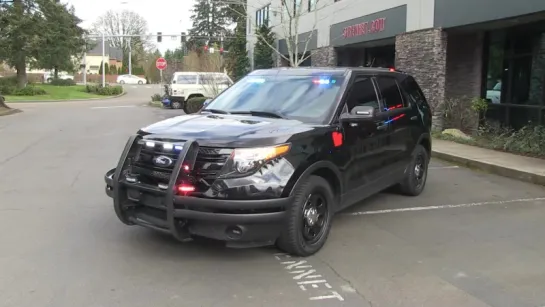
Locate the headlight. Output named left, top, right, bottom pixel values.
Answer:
left=221, top=144, right=291, bottom=178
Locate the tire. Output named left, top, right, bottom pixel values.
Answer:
left=47, top=78, right=52, bottom=83
left=397, top=144, right=429, bottom=196
left=171, top=101, right=182, bottom=109
left=276, top=175, right=335, bottom=257
left=138, top=81, right=143, bottom=85
left=119, top=80, right=125, bottom=84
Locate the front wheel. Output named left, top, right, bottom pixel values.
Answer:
left=119, top=80, right=125, bottom=84
left=397, top=144, right=429, bottom=196
left=138, top=81, right=143, bottom=85
left=171, top=101, right=182, bottom=109
left=276, top=175, right=335, bottom=257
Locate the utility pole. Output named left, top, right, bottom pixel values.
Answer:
left=128, top=37, right=132, bottom=75
left=83, top=51, right=87, bottom=85
left=101, top=31, right=106, bottom=87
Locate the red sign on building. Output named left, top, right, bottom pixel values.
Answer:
left=342, top=18, right=386, bottom=38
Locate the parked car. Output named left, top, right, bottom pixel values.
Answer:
left=104, top=67, right=432, bottom=256
left=167, top=71, right=233, bottom=110
left=117, top=74, right=146, bottom=85
left=43, top=72, right=74, bottom=83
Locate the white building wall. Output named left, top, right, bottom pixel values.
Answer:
left=246, top=0, right=435, bottom=65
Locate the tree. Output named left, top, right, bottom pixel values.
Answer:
left=187, top=0, right=230, bottom=51
left=0, top=0, right=43, bottom=88
left=33, top=0, right=87, bottom=78
left=91, top=10, right=152, bottom=66
left=225, top=3, right=249, bottom=81
left=145, top=49, right=162, bottom=83
left=221, top=0, right=330, bottom=67
left=253, top=24, right=275, bottom=70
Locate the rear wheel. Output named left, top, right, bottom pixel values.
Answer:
left=138, top=81, right=143, bottom=85
left=276, top=175, right=334, bottom=257
left=398, top=144, right=429, bottom=196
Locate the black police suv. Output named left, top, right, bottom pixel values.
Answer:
left=104, top=67, right=432, bottom=256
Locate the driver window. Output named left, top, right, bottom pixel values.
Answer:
left=345, top=76, right=380, bottom=113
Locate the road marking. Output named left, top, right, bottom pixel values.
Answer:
left=90, top=105, right=136, bottom=109
left=429, top=166, right=459, bottom=169
left=345, top=197, right=545, bottom=216
left=274, top=254, right=344, bottom=301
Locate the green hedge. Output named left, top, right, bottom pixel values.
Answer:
left=0, top=85, right=46, bottom=96
left=49, top=78, right=76, bottom=86
left=84, top=84, right=123, bottom=96
left=186, top=97, right=210, bottom=114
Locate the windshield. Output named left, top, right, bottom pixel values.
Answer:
left=204, top=74, right=345, bottom=123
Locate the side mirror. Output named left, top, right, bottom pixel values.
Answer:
left=339, top=105, right=376, bottom=122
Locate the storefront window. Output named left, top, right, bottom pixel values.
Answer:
left=483, top=23, right=545, bottom=128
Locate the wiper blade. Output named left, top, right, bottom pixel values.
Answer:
left=201, top=108, right=229, bottom=114
left=231, top=110, right=285, bottom=119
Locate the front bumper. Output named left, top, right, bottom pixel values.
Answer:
left=104, top=137, right=291, bottom=246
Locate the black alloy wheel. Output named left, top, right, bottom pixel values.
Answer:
left=277, top=175, right=335, bottom=257
left=398, top=144, right=428, bottom=196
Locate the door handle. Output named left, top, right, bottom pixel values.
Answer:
left=410, top=116, right=418, bottom=121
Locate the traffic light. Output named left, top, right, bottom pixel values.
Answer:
left=181, top=32, right=186, bottom=43
left=157, top=32, right=162, bottom=43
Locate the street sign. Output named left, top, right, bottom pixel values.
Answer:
left=156, top=57, right=167, bottom=70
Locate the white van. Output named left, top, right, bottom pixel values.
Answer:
left=169, top=72, right=233, bottom=105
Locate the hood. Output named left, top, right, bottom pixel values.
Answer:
left=140, top=113, right=317, bottom=147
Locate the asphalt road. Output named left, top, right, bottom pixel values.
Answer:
left=1, top=87, right=545, bottom=307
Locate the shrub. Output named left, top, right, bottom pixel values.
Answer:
left=12, top=86, right=47, bottom=96
left=49, top=78, right=75, bottom=86
left=84, top=84, right=123, bottom=96
left=151, top=93, right=162, bottom=101
left=186, top=97, right=209, bottom=114
left=0, top=85, right=15, bottom=95
left=0, top=76, right=17, bottom=87
left=438, top=123, right=545, bottom=158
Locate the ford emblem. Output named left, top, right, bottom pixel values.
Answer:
left=153, top=155, right=173, bottom=167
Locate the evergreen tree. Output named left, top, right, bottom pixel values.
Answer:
left=254, top=25, right=275, bottom=70
left=34, top=0, right=86, bottom=78
left=187, top=0, right=230, bottom=51
left=226, top=5, right=249, bottom=81
left=0, top=0, right=47, bottom=88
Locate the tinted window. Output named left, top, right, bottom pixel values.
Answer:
left=204, top=75, right=345, bottom=124
left=376, top=76, right=405, bottom=110
left=199, top=74, right=231, bottom=86
left=176, top=75, right=197, bottom=84
left=345, top=77, right=380, bottom=112
left=401, top=77, right=428, bottom=108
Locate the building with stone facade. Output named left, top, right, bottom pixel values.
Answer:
left=246, top=0, right=545, bottom=128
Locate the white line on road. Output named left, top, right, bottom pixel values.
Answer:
left=345, top=197, right=545, bottom=216
left=429, top=166, right=459, bottom=169
left=90, top=105, right=136, bottom=109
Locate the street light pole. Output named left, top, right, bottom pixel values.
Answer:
left=101, top=30, right=106, bottom=87
left=128, top=37, right=132, bottom=75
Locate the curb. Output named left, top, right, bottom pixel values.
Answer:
left=4, top=91, right=127, bottom=103
left=431, top=150, right=545, bottom=186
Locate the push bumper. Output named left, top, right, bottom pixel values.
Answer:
left=104, top=136, right=290, bottom=246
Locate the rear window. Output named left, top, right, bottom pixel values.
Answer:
left=401, top=77, right=428, bottom=108
left=175, top=74, right=197, bottom=84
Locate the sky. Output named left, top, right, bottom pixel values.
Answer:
left=66, top=0, right=196, bottom=54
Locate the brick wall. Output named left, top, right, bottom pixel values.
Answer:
left=311, top=47, right=337, bottom=67
left=445, top=32, right=483, bottom=100
left=395, top=28, right=448, bottom=112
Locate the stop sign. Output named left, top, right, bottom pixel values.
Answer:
left=156, top=57, right=167, bottom=70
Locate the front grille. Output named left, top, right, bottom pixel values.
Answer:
left=129, top=139, right=232, bottom=189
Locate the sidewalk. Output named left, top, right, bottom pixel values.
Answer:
left=431, top=139, right=545, bottom=186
